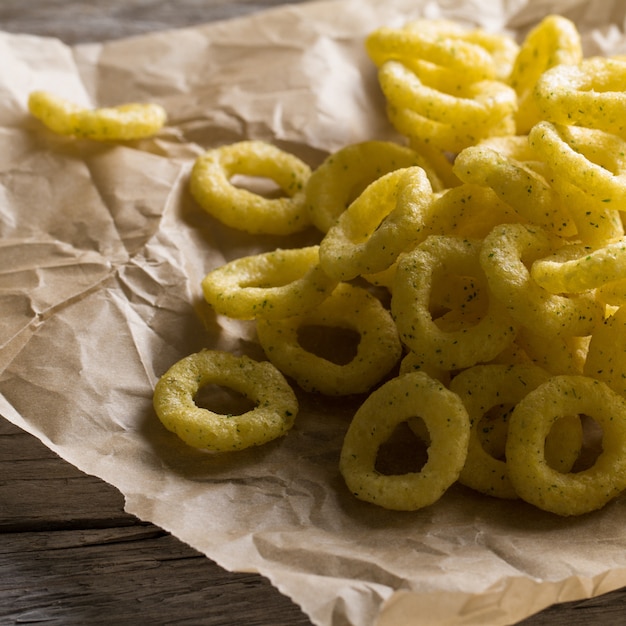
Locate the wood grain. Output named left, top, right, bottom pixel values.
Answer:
left=1, top=2, right=625, bottom=624
left=0, top=419, right=312, bottom=625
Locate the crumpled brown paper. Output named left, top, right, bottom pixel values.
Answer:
left=2, top=1, right=626, bottom=624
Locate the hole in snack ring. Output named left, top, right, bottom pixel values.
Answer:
left=375, top=420, right=429, bottom=475
left=229, top=174, right=286, bottom=199
left=194, top=383, right=257, bottom=416
left=153, top=349, right=298, bottom=452
left=569, top=415, right=603, bottom=473
left=506, top=375, right=626, bottom=516
left=296, top=324, right=361, bottom=366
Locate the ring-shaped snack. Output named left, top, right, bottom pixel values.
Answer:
left=201, top=245, right=337, bottom=320
left=480, top=223, right=603, bottom=337
left=507, top=15, right=582, bottom=133
left=596, top=279, right=626, bottom=306
left=425, top=184, right=520, bottom=240
left=153, top=349, right=298, bottom=451
left=529, top=122, right=626, bottom=245
left=506, top=375, right=626, bottom=516
left=339, top=371, right=470, bottom=511
left=319, top=166, right=433, bottom=281
left=453, top=145, right=573, bottom=236
left=379, top=61, right=517, bottom=152
left=379, top=60, right=517, bottom=126
left=304, top=140, right=443, bottom=233
left=450, top=363, right=582, bottom=500
left=189, top=141, right=312, bottom=235
left=403, top=19, right=519, bottom=82
left=531, top=238, right=626, bottom=293
left=399, top=350, right=451, bottom=386
left=529, top=121, right=626, bottom=207
left=256, top=282, right=402, bottom=396
left=387, top=104, right=515, bottom=155
left=534, top=57, right=626, bottom=136
left=366, top=26, right=496, bottom=82
left=515, top=326, right=588, bottom=376
left=28, top=90, right=167, bottom=141
left=392, top=235, right=518, bottom=370
left=584, top=306, right=626, bottom=398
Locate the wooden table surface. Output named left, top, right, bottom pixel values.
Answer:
left=1, top=2, right=626, bottom=624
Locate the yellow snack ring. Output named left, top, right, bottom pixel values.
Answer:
left=534, top=57, right=626, bottom=136
left=256, top=282, right=402, bottom=396
left=531, top=238, right=626, bottom=293
left=387, top=104, right=515, bottom=155
left=304, top=140, right=443, bottom=233
left=153, top=349, right=298, bottom=452
left=28, top=90, right=167, bottom=141
left=528, top=122, right=626, bottom=245
left=392, top=235, right=518, bottom=370
left=339, top=371, right=470, bottom=511
left=405, top=19, right=519, bottom=82
left=425, top=184, right=520, bottom=240
left=529, top=122, right=626, bottom=205
left=506, top=375, right=626, bottom=516
left=480, top=223, right=603, bottom=337
left=366, top=26, right=496, bottom=81
left=515, top=326, right=588, bottom=376
left=380, top=62, right=516, bottom=152
left=596, top=279, right=626, bottom=306
left=584, top=306, right=626, bottom=398
left=399, top=350, right=451, bottom=386
left=450, top=364, right=582, bottom=500
left=507, top=15, right=583, bottom=133
left=319, top=166, right=433, bottom=281
left=189, top=141, right=312, bottom=235
left=453, top=145, right=572, bottom=236
left=378, top=61, right=516, bottom=128
left=201, top=245, right=337, bottom=320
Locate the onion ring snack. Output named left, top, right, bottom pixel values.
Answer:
left=201, top=246, right=337, bottom=320
left=392, top=235, right=518, bottom=370
left=450, top=364, right=582, bottom=500
left=304, top=140, right=442, bottom=233
left=584, top=306, right=626, bottom=398
left=480, top=223, right=603, bottom=337
left=515, top=326, right=588, bottom=376
left=528, top=122, right=626, bottom=245
left=507, top=15, right=582, bottom=133
left=531, top=238, right=626, bottom=294
left=28, top=90, right=167, bottom=140
left=402, top=19, right=519, bottom=82
left=319, top=166, right=433, bottom=281
left=153, top=350, right=298, bottom=451
left=339, top=371, right=470, bottom=511
left=506, top=375, right=626, bottom=516
left=453, top=145, right=573, bottom=236
left=256, top=282, right=401, bottom=396
left=366, top=26, right=497, bottom=82
left=379, top=60, right=517, bottom=152
left=534, top=57, right=626, bottom=137
left=425, top=184, right=520, bottom=240
left=190, top=141, right=312, bottom=235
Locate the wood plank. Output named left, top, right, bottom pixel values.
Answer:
left=0, top=420, right=136, bottom=531
left=0, top=525, right=312, bottom=626
left=517, top=589, right=626, bottom=626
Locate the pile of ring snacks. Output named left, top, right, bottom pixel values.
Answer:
left=39, top=14, right=624, bottom=517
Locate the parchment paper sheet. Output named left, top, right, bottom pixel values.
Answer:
left=2, top=1, right=626, bottom=624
